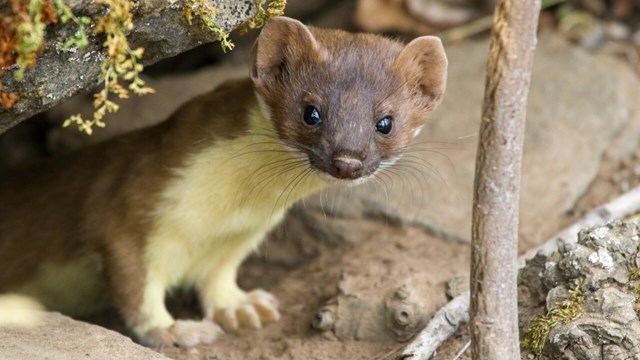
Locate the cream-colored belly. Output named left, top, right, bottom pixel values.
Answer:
left=144, top=132, right=326, bottom=290
left=146, top=203, right=288, bottom=289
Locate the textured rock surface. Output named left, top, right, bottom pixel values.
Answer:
left=519, top=221, right=640, bottom=359
left=0, top=0, right=255, bottom=133
left=0, top=312, right=168, bottom=360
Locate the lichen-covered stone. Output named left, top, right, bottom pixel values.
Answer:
left=0, top=0, right=255, bottom=133
left=519, top=221, right=640, bottom=359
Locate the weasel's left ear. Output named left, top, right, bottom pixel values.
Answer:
left=393, top=36, right=448, bottom=109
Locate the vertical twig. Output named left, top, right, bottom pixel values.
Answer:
left=470, top=0, right=540, bottom=359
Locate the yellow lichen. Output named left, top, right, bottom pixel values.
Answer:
left=184, top=0, right=287, bottom=52
left=241, top=0, right=286, bottom=33
left=184, top=0, right=234, bottom=52
left=522, top=285, right=584, bottom=355
left=64, top=0, right=154, bottom=135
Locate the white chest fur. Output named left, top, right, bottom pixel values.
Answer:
left=143, top=112, right=326, bottom=289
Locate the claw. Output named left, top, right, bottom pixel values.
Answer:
left=211, top=289, right=280, bottom=332
left=141, top=320, right=222, bottom=348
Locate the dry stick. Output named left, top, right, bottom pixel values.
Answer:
left=436, top=0, right=564, bottom=43
left=399, top=292, right=470, bottom=359
left=469, top=0, right=540, bottom=359
left=399, top=185, right=640, bottom=360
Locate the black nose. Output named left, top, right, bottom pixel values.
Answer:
left=333, top=157, right=363, bottom=179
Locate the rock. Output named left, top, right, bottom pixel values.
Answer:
left=604, top=21, right=630, bottom=40
left=405, top=0, right=480, bottom=27
left=0, top=0, right=256, bottom=133
left=445, top=273, right=469, bottom=299
left=0, top=312, right=168, bottom=360
left=519, top=221, right=640, bottom=359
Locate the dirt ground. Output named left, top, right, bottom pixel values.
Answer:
left=2, top=1, right=640, bottom=359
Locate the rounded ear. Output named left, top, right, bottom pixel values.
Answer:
left=250, top=16, right=327, bottom=91
left=393, top=36, right=448, bottom=108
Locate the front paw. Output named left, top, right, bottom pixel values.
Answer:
left=141, top=320, right=222, bottom=348
left=211, top=289, right=280, bottom=332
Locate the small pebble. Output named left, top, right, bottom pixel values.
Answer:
left=604, top=21, right=630, bottom=40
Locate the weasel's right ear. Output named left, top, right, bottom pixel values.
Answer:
left=393, top=36, right=448, bottom=110
left=251, top=16, right=327, bottom=92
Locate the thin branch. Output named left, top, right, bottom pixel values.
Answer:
left=398, top=294, right=470, bottom=360
left=469, top=0, right=540, bottom=358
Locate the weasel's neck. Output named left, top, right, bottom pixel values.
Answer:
left=160, top=97, right=327, bottom=221
left=237, top=95, right=328, bottom=209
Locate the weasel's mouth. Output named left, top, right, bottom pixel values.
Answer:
left=316, top=170, right=372, bottom=186
left=312, top=156, right=400, bottom=186
left=305, top=153, right=381, bottom=185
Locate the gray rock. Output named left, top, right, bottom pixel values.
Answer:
left=0, top=0, right=256, bottom=133
left=0, top=312, right=168, bottom=360
left=597, top=288, right=636, bottom=325
left=520, top=221, right=640, bottom=359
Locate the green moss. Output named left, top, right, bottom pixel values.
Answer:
left=52, top=0, right=91, bottom=50
left=522, top=286, right=584, bottom=355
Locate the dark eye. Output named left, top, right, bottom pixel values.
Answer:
left=376, top=116, right=393, bottom=135
left=303, top=106, right=322, bottom=126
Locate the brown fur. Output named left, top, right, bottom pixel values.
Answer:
left=0, top=78, right=257, bottom=321
left=0, top=17, right=447, bottom=345
left=252, top=19, right=447, bottom=179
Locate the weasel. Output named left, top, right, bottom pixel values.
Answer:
left=0, top=17, right=447, bottom=347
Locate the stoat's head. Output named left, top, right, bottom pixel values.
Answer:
left=251, top=17, right=447, bottom=184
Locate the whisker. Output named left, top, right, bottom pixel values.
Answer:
left=269, top=166, right=311, bottom=226
left=398, top=156, right=448, bottom=186
left=241, top=161, right=310, bottom=204
left=282, top=168, right=314, bottom=214
left=236, top=159, right=309, bottom=205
